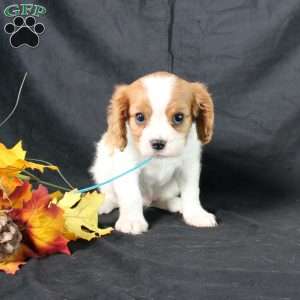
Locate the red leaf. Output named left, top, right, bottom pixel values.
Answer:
left=10, top=185, right=71, bottom=256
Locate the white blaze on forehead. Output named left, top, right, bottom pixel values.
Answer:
left=142, top=75, right=176, bottom=113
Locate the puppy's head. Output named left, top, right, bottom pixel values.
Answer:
left=106, top=72, right=214, bottom=157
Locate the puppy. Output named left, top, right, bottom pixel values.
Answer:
left=90, top=71, right=217, bottom=234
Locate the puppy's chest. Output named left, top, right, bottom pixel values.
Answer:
left=141, top=158, right=180, bottom=186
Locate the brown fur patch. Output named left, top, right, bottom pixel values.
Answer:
left=105, top=80, right=152, bottom=150
left=105, top=84, right=129, bottom=151
left=166, top=77, right=214, bottom=144
left=127, top=81, right=152, bottom=144
left=166, top=78, right=194, bottom=136
left=191, top=82, right=214, bottom=144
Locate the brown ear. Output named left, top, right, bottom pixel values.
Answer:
left=106, top=84, right=129, bottom=151
left=191, top=82, right=214, bottom=144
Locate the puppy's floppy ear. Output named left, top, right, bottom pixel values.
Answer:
left=191, top=82, right=214, bottom=144
left=106, top=84, right=129, bottom=151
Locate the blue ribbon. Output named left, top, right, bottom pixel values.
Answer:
left=78, top=157, right=153, bottom=193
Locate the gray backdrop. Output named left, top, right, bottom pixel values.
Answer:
left=1, top=1, right=300, bottom=299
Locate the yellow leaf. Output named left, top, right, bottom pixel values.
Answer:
left=0, top=141, right=58, bottom=196
left=55, top=189, right=81, bottom=209
left=0, top=141, right=58, bottom=177
left=55, top=190, right=113, bottom=241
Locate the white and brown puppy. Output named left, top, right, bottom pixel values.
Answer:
left=90, top=71, right=217, bottom=234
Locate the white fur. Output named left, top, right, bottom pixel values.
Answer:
left=90, top=74, right=217, bottom=234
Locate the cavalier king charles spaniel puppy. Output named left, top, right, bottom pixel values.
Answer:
left=90, top=71, right=217, bottom=234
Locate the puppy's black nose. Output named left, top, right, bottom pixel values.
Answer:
left=150, top=139, right=166, bottom=151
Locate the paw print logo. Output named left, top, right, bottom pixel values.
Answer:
left=4, top=16, right=45, bottom=48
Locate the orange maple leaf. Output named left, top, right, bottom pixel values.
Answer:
left=9, top=181, right=32, bottom=208
left=0, top=244, right=36, bottom=275
left=0, top=176, right=23, bottom=198
left=0, top=181, right=32, bottom=210
left=10, top=185, right=71, bottom=256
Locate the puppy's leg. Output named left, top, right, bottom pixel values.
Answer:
left=151, top=180, right=182, bottom=213
left=98, top=186, right=118, bottom=214
left=178, top=158, right=217, bottom=228
left=114, top=173, right=148, bottom=235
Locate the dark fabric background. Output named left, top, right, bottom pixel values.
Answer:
left=1, top=0, right=300, bottom=299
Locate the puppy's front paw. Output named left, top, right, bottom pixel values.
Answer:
left=183, top=209, right=217, bottom=228
left=115, top=216, right=148, bottom=235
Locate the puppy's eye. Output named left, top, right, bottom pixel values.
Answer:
left=172, top=113, right=184, bottom=125
left=135, top=112, right=145, bottom=124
